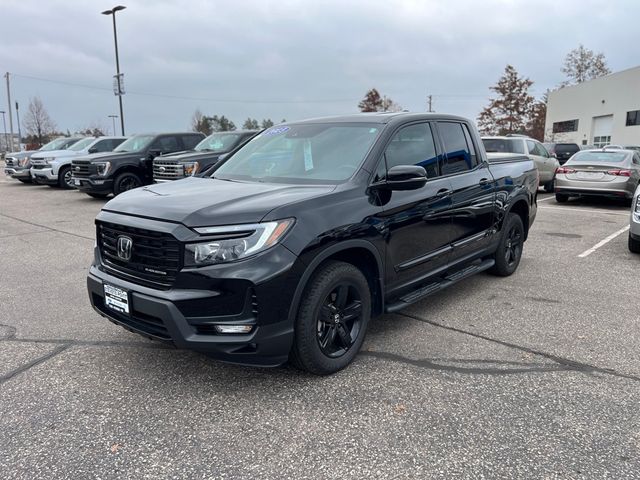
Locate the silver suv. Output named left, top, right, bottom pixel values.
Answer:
left=482, top=135, right=560, bottom=192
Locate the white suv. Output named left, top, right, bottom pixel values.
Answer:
left=482, top=135, right=560, bottom=192
left=30, top=136, right=126, bottom=189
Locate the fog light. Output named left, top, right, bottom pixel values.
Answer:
left=93, top=180, right=105, bottom=185
left=214, top=325, right=253, bottom=334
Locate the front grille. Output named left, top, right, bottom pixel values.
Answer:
left=153, top=159, right=184, bottom=180
left=72, top=160, right=91, bottom=177
left=30, top=159, right=48, bottom=169
left=98, top=221, right=181, bottom=289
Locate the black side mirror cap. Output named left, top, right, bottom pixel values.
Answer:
left=88, top=147, right=98, bottom=154
left=148, top=149, right=162, bottom=159
left=374, top=165, right=428, bottom=191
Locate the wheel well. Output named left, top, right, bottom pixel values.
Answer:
left=509, top=199, right=529, bottom=239
left=113, top=165, right=144, bottom=179
left=320, top=247, right=384, bottom=317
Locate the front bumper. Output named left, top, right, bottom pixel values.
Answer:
left=75, top=176, right=114, bottom=194
left=87, top=241, right=302, bottom=367
left=4, top=167, right=31, bottom=179
left=30, top=167, right=57, bottom=185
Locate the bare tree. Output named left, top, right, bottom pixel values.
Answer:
left=477, top=65, right=535, bottom=136
left=23, top=97, right=56, bottom=145
left=561, top=45, right=611, bottom=85
left=191, top=109, right=212, bottom=135
left=242, top=118, right=260, bottom=130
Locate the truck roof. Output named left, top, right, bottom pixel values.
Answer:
left=290, top=112, right=471, bottom=125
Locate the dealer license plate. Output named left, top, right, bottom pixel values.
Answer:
left=104, top=284, right=130, bottom=315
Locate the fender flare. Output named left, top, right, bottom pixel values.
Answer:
left=286, top=239, right=385, bottom=325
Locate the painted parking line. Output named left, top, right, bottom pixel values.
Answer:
left=539, top=205, right=629, bottom=217
left=577, top=225, right=630, bottom=258
left=537, top=195, right=556, bottom=202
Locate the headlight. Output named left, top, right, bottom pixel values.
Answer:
left=95, top=162, right=111, bottom=176
left=183, top=161, right=199, bottom=176
left=43, top=157, right=56, bottom=165
left=185, top=219, right=294, bottom=266
left=635, top=195, right=640, bottom=213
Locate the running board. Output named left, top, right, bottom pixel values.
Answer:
left=384, top=259, right=495, bottom=313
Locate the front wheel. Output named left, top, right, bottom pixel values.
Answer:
left=58, top=165, right=74, bottom=189
left=113, top=172, right=143, bottom=196
left=290, top=261, right=371, bottom=375
left=629, top=234, right=640, bottom=254
left=488, top=213, right=524, bottom=277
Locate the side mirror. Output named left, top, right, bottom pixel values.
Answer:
left=88, top=147, right=98, bottom=154
left=379, top=165, right=428, bottom=191
left=148, top=149, right=162, bottom=159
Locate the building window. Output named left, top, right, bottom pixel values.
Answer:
left=552, top=119, right=579, bottom=133
left=593, top=136, right=611, bottom=148
left=626, top=110, right=640, bottom=126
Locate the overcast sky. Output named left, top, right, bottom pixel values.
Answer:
left=1, top=0, right=638, bottom=136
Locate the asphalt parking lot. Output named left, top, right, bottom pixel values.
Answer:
left=1, top=170, right=639, bottom=479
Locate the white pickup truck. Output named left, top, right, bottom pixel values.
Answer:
left=482, top=135, right=560, bottom=192
left=30, top=136, right=126, bottom=189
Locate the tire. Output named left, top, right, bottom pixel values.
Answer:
left=555, top=193, right=569, bottom=203
left=113, top=172, right=143, bottom=196
left=488, top=213, right=524, bottom=277
left=57, top=165, right=74, bottom=189
left=87, top=192, right=109, bottom=199
left=629, top=234, right=640, bottom=254
left=543, top=180, right=554, bottom=193
left=290, top=261, right=371, bottom=375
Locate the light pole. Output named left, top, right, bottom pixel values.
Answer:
left=102, top=5, right=126, bottom=136
left=108, top=114, right=118, bottom=135
left=15, top=102, right=21, bottom=148
left=0, top=110, right=7, bottom=152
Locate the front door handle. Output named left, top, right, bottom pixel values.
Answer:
left=435, top=188, right=452, bottom=198
left=479, top=178, right=490, bottom=186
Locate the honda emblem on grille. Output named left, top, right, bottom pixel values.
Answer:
left=117, top=236, right=133, bottom=261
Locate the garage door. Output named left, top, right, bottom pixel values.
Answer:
left=592, top=115, right=613, bottom=147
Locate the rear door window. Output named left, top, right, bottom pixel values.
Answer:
left=438, top=122, right=477, bottom=175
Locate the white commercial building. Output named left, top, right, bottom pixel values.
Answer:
left=545, top=66, right=640, bottom=147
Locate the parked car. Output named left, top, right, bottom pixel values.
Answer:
left=555, top=149, right=640, bottom=203
left=482, top=135, right=559, bottom=191
left=71, top=132, right=205, bottom=198
left=153, top=130, right=260, bottom=182
left=3, top=137, right=84, bottom=183
left=543, top=142, right=581, bottom=165
left=30, top=136, right=126, bottom=189
left=604, top=144, right=640, bottom=153
left=85, top=113, right=538, bottom=374
left=630, top=185, right=640, bottom=253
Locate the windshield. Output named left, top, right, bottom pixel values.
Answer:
left=195, top=133, right=246, bottom=153
left=213, top=124, right=381, bottom=184
left=570, top=151, right=629, bottom=163
left=68, top=138, right=94, bottom=151
left=114, top=135, right=155, bottom=153
left=482, top=138, right=525, bottom=154
left=40, top=138, right=77, bottom=151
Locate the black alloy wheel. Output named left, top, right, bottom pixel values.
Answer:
left=488, top=212, right=524, bottom=277
left=504, top=223, right=523, bottom=269
left=290, top=261, right=371, bottom=375
left=316, top=284, right=363, bottom=358
left=114, top=172, right=142, bottom=195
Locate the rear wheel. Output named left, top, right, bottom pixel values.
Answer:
left=555, top=193, right=569, bottom=203
left=113, top=172, right=142, bottom=196
left=58, top=166, right=74, bottom=189
left=488, top=213, right=524, bottom=277
left=629, top=234, right=640, bottom=254
left=290, top=261, right=371, bottom=375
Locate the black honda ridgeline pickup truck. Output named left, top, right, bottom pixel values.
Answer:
left=87, top=113, right=538, bottom=375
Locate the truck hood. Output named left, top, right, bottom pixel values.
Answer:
left=157, top=150, right=225, bottom=162
left=74, top=151, right=142, bottom=163
left=102, top=177, right=336, bottom=226
left=6, top=150, right=38, bottom=159
left=32, top=149, right=80, bottom=159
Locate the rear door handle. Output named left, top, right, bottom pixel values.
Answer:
left=479, top=178, right=490, bottom=186
left=435, top=188, right=452, bottom=198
